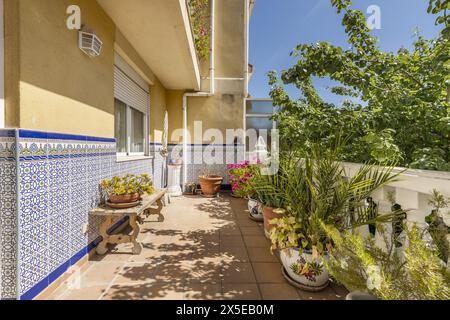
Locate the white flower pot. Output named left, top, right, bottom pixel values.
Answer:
left=248, top=198, right=263, bottom=220
left=280, top=248, right=329, bottom=291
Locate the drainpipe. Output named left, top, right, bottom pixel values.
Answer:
left=182, top=0, right=216, bottom=185
left=244, top=0, right=251, bottom=98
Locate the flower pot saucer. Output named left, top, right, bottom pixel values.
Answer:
left=201, top=193, right=220, bottom=198
left=281, top=266, right=329, bottom=292
left=106, top=201, right=141, bottom=209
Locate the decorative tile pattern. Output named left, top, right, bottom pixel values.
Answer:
left=169, top=144, right=245, bottom=185
left=0, top=130, right=18, bottom=300
left=12, top=130, right=154, bottom=299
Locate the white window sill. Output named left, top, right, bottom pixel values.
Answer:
left=116, top=155, right=154, bottom=163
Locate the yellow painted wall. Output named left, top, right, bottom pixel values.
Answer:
left=215, top=0, right=245, bottom=78
left=4, top=0, right=20, bottom=127
left=187, top=94, right=243, bottom=144
left=15, top=0, right=116, bottom=137
left=166, top=90, right=184, bottom=144
left=5, top=0, right=168, bottom=140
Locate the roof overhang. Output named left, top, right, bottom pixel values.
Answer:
left=98, top=0, right=201, bottom=90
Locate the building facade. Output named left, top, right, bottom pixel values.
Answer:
left=0, top=0, right=254, bottom=300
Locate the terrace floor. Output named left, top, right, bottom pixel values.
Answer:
left=48, top=194, right=347, bottom=300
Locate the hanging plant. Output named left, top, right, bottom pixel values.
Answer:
left=187, top=0, right=211, bottom=60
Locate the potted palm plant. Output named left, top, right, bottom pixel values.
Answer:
left=268, top=147, right=401, bottom=291
left=101, top=174, right=155, bottom=208
left=250, top=166, right=287, bottom=237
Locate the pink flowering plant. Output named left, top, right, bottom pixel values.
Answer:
left=227, top=161, right=260, bottom=198
left=187, top=0, right=211, bottom=60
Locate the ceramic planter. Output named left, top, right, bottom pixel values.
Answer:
left=199, top=175, right=223, bottom=198
left=248, top=198, right=263, bottom=221
left=280, top=248, right=329, bottom=292
left=108, top=193, right=140, bottom=204
left=262, top=206, right=283, bottom=238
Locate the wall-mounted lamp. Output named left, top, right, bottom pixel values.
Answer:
left=78, top=28, right=103, bottom=57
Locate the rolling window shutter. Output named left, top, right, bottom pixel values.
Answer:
left=114, top=56, right=149, bottom=115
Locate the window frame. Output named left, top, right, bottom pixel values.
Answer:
left=115, top=98, right=149, bottom=158
left=244, top=98, right=277, bottom=154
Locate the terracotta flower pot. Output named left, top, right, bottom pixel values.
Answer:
left=262, top=206, right=283, bottom=238
left=108, top=193, right=140, bottom=204
left=199, top=175, right=224, bottom=198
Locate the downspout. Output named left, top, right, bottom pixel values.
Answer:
left=242, top=0, right=251, bottom=153
left=244, top=0, right=250, bottom=98
left=182, top=0, right=215, bottom=185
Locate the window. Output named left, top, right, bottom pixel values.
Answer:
left=115, top=98, right=147, bottom=156
left=114, top=53, right=150, bottom=158
left=245, top=99, right=276, bottom=153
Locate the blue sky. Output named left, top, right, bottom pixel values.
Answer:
left=249, top=0, right=442, bottom=103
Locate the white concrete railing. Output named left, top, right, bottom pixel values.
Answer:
left=342, top=162, right=450, bottom=227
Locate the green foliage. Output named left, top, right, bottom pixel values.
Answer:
left=323, top=223, right=450, bottom=300
left=363, top=129, right=403, bottom=164
left=264, top=143, right=401, bottom=257
left=187, top=0, right=211, bottom=60
left=249, top=163, right=287, bottom=208
left=428, top=0, right=450, bottom=38
left=428, top=189, right=450, bottom=213
left=269, top=0, right=450, bottom=171
left=101, top=174, right=155, bottom=196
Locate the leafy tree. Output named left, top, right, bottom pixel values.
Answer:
left=269, top=0, right=450, bottom=170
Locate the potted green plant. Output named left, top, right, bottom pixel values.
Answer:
left=250, top=165, right=287, bottom=237
left=268, top=147, right=401, bottom=291
left=199, top=168, right=223, bottom=198
left=101, top=173, right=155, bottom=207
left=322, top=223, right=450, bottom=300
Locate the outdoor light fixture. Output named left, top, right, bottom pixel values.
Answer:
left=78, top=28, right=103, bottom=57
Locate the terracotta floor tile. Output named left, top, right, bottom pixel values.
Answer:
left=184, top=260, right=223, bottom=284
left=220, top=246, right=250, bottom=263
left=80, top=262, right=124, bottom=285
left=221, top=263, right=256, bottom=284
left=103, top=282, right=184, bottom=300
left=243, top=235, right=271, bottom=248
left=184, top=284, right=223, bottom=300
left=60, top=284, right=109, bottom=301
left=252, top=263, right=286, bottom=283
left=247, top=247, right=279, bottom=263
left=259, top=284, right=301, bottom=300
left=222, top=284, right=261, bottom=300
left=220, top=235, right=245, bottom=247
left=240, top=226, right=264, bottom=236
left=219, top=225, right=241, bottom=236
left=113, top=263, right=160, bottom=284
left=235, top=218, right=257, bottom=227
left=297, top=286, right=345, bottom=300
